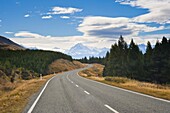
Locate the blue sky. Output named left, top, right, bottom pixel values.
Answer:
left=0, top=0, right=170, bottom=51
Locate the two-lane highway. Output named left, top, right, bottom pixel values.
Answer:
left=25, top=66, right=170, bottom=113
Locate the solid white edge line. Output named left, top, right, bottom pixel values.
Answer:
left=27, top=76, right=56, bottom=113
left=105, top=104, right=119, bottom=113
left=84, top=90, right=90, bottom=95
left=76, top=85, right=79, bottom=87
left=77, top=72, right=170, bottom=103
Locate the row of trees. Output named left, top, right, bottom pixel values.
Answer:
left=0, top=49, right=72, bottom=76
left=78, top=56, right=105, bottom=64
left=103, top=36, right=170, bottom=84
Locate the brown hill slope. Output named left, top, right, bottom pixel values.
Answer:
left=0, top=36, right=25, bottom=50
left=48, top=59, right=86, bottom=73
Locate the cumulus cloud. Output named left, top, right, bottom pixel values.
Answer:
left=24, top=14, right=30, bottom=18
left=78, top=16, right=164, bottom=38
left=48, top=6, right=83, bottom=15
left=42, top=15, right=52, bottom=19
left=60, top=16, right=70, bottom=19
left=116, top=0, right=170, bottom=24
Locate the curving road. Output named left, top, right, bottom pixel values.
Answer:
left=24, top=65, right=170, bottom=113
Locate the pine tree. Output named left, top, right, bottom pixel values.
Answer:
left=144, top=41, right=153, bottom=81
left=127, top=39, right=143, bottom=79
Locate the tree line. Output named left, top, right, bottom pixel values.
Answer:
left=78, top=56, right=105, bottom=64
left=103, top=36, right=170, bottom=84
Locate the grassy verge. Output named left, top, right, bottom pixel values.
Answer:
left=79, top=64, right=170, bottom=100
left=0, top=74, right=55, bottom=113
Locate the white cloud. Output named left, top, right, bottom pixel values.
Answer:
left=14, top=31, right=44, bottom=38
left=12, top=31, right=169, bottom=53
left=60, top=16, right=70, bottom=19
left=5, top=31, right=14, bottom=34
left=48, top=6, right=83, bottom=15
left=116, top=0, right=170, bottom=24
left=0, top=20, right=2, bottom=22
left=128, top=34, right=170, bottom=45
left=42, top=15, right=52, bottom=19
left=24, top=14, right=30, bottom=18
left=78, top=16, right=164, bottom=38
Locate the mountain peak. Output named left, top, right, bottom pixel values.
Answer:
left=74, top=43, right=86, bottom=48
left=70, top=43, right=90, bottom=50
left=65, top=43, right=109, bottom=59
left=75, top=43, right=84, bottom=46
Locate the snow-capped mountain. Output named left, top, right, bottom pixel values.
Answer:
left=28, top=47, right=39, bottom=50
left=138, top=44, right=146, bottom=54
left=138, top=44, right=155, bottom=54
left=65, top=43, right=109, bottom=59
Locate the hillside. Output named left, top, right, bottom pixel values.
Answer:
left=48, top=59, right=86, bottom=73
left=0, top=36, right=25, bottom=50
left=0, top=49, right=72, bottom=83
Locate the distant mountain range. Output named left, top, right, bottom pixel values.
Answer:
left=65, top=43, right=110, bottom=59
left=65, top=43, right=148, bottom=59
left=0, top=36, right=25, bottom=50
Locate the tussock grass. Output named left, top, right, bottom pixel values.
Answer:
left=105, top=77, right=130, bottom=84
left=79, top=64, right=170, bottom=100
left=79, top=64, right=104, bottom=77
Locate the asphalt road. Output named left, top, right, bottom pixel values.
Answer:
left=25, top=65, right=170, bottom=113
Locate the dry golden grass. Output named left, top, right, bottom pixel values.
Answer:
left=79, top=64, right=104, bottom=77
left=0, top=74, right=55, bottom=113
left=48, top=59, right=85, bottom=73
left=79, top=64, right=170, bottom=100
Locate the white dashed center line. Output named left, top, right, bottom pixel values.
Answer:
left=84, top=90, right=90, bottom=95
left=104, top=104, right=119, bottom=113
left=76, top=85, right=79, bottom=87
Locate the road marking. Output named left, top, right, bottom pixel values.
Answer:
left=105, top=104, right=119, bottom=113
left=84, top=90, right=90, bottom=95
left=66, top=74, right=71, bottom=82
left=67, top=74, right=75, bottom=84
left=77, top=72, right=170, bottom=103
left=27, top=76, right=56, bottom=113
left=76, top=85, right=79, bottom=87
